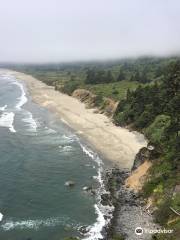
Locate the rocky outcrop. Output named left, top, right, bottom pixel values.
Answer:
left=132, top=147, right=151, bottom=171
left=64, top=181, right=75, bottom=187
left=132, top=145, right=158, bottom=171
left=72, top=89, right=99, bottom=108
left=101, top=98, right=119, bottom=117
left=104, top=168, right=158, bottom=240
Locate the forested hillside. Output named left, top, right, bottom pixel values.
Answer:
left=6, top=57, right=179, bottom=102
left=114, top=60, right=180, bottom=239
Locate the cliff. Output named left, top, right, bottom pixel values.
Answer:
left=72, top=88, right=119, bottom=117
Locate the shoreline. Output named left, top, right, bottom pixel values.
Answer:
left=104, top=168, right=158, bottom=240
left=1, top=69, right=147, bottom=170
left=0, top=69, right=154, bottom=239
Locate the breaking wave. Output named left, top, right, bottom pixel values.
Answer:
left=12, top=81, right=28, bottom=110
left=1, top=216, right=80, bottom=231
left=0, top=112, right=16, bottom=133
left=0, top=105, right=7, bottom=111
left=22, top=111, right=38, bottom=132
left=79, top=143, right=114, bottom=240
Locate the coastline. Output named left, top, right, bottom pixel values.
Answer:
left=0, top=69, right=155, bottom=239
left=0, top=69, right=147, bottom=170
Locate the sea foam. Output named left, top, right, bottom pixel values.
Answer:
left=22, top=111, right=38, bottom=132
left=80, top=143, right=95, bottom=160
left=1, top=217, right=80, bottom=231
left=0, top=112, right=16, bottom=133
left=12, top=81, right=28, bottom=110
left=12, top=77, right=38, bottom=132
left=59, top=145, right=74, bottom=153
left=0, top=213, right=3, bottom=222
left=79, top=143, right=113, bottom=240
left=0, top=105, right=7, bottom=111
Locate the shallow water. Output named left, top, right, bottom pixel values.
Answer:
left=0, top=73, right=110, bottom=240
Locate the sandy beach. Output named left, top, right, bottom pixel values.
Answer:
left=1, top=69, right=147, bottom=169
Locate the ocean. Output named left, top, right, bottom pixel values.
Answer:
left=0, top=73, right=113, bottom=240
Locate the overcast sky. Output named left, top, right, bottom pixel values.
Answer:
left=0, top=0, right=180, bottom=63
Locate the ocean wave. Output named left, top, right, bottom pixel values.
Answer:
left=80, top=143, right=95, bottom=160
left=44, top=127, right=57, bottom=134
left=84, top=205, right=105, bottom=240
left=12, top=81, right=28, bottom=110
left=80, top=143, right=103, bottom=168
left=61, top=118, right=71, bottom=127
left=83, top=190, right=114, bottom=240
left=79, top=143, right=113, bottom=240
left=22, top=111, right=38, bottom=132
left=58, top=145, right=74, bottom=153
left=0, top=213, right=3, bottom=222
left=0, top=105, right=7, bottom=111
left=1, top=217, right=80, bottom=231
left=0, top=74, right=12, bottom=81
left=0, top=112, right=16, bottom=133
left=61, top=134, right=77, bottom=143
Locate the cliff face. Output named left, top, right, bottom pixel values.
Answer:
left=72, top=89, right=98, bottom=108
left=72, top=88, right=118, bottom=117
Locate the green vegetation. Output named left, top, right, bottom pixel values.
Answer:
left=145, top=115, right=171, bottom=146
left=7, top=56, right=180, bottom=239
left=9, top=57, right=178, bottom=101
left=112, top=234, right=125, bottom=240
left=114, top=60, right=180, bottom=239
left=86, top=81, right=139, bottom=101
left=8, top=57, right=178, bottom=105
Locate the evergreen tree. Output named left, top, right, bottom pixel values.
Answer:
left=106, top=70, right=114, bottom=83
left=85, top=69, right=96, bottom=84
left=140, top=71, right=149, bottom=83
left=117, top=69, right=125, bottom=81
left=134, top=71, right=140, bottom=82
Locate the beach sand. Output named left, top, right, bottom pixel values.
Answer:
left=1, top=69, right=147, bottom=169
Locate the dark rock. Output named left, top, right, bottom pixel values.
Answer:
left=78, top=225, right=89, bottom=234
left=90, top=189, right=96, bottom=196
left=101, top=193, right=112, bottom=206
left=64, top=181, right=75, bottom=187
left=132, top=147, right=151, bottom=171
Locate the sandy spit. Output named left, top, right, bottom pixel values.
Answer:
left=0, top=69, right=147, bottom=169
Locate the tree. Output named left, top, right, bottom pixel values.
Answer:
left=117, top=69, right=125, bottom=81
left=96, top=70, right=106, bottom=83
left=134, top=71, right=140, bottom=82
left=164, top=60, right=180, bottom=99
left=106, top=70, right=114, bottom=83
left=85, top=69, right=96, bottom=84
left=140, top=71, right=149, bottom=83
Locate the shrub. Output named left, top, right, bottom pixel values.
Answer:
left=62, top=81, right=79, bottom=95
left=154, top=197, right=172, bottom=225
left=112, top=234, right=125, bottom=240
left=145, top=114, right=171, bottom=145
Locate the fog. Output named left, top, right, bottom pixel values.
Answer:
left=0, top=0, right=180, bottom=63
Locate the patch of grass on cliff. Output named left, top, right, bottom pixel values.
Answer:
left=85, top=81, right=139, bottom=101
left=112, top=234, right=125, bottom=240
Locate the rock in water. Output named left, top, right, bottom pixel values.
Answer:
left=64, top=181, right=75, bottom=187
left=82, top=186, right=91, bottom=191
left=0, top=212, right=3, bottom=221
